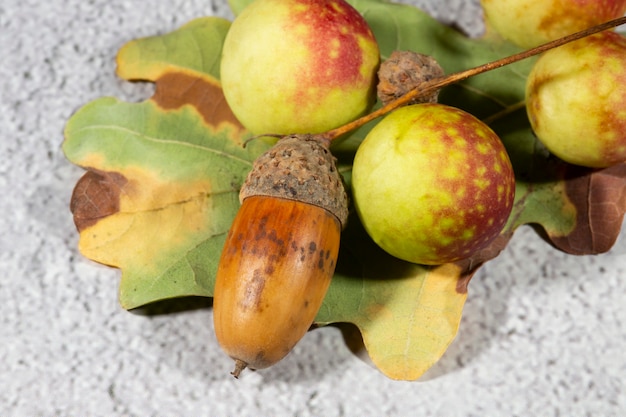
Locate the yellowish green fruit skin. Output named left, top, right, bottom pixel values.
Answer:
left=352, top=104, right=515, bottom=266
left=526, top=31, right=626, bottom=168
left=220, top=0, right=380, bottom=135
left=481, top=0, right=626, bottom=48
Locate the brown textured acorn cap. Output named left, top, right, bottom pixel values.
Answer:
left=240, top=134, right=349, bottom=228
left=377, top=50, right=444, bottom=105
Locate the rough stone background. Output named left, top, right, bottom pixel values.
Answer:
left=1, top=0, right=625, bottom=415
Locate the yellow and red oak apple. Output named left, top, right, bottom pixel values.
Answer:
left=352, top=103, right=515, bottom=266
left=481, top=0, right=626, bottom=48
left=220, top=0, right=380, bottom=135
left=526, top=31, right=626, bottom=168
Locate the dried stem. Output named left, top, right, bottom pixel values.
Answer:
left=481, top=100, right=527, bottom=125
left=231, top=359, right=247, bottom=378
left=323, top=16, right=626, bottom=141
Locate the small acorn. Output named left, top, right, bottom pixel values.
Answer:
left=212, top=134, right=348, bottom=377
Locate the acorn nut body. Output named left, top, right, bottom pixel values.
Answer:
left=213, top=135, right=348, bottom=377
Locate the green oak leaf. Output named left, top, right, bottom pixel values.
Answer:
left=64, top=17, right=271, bottom=309
left=64, top=2, right=626, bottom=380
left=116, top=16, right=230, bottom=80
left=316, top=217, right=469, bottom=380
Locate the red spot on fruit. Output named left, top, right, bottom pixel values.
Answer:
left=286, top=0, right=376, bottom=103
left=573, top=32, right=626, bottom=165
left=428, top=109, right=515, bottom=259
left=540, top=0, right=626, bottom=41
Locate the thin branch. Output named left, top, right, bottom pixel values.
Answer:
left=481, top=100, right=527, bottom=125
left=323, top=16, right=626, bottom=141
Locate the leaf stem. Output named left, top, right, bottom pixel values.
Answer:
left=481, top=100, right=527, bottom=126
left=323, top=16, right=626, bottom=141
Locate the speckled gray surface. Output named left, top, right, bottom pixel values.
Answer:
left=1, top=0, right=625, bottom=415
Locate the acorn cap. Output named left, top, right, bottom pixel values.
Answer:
left=377, top=50, right=444, bottom=106
left=240, top=134, right=349, bottom=228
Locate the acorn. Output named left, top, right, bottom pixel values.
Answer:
left=213, top=134, right=348, bottom=377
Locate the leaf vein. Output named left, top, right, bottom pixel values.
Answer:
left=76, top=124, right=253, bottom=166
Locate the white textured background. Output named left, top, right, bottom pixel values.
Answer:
left=2, top=0, right=625, bottom=415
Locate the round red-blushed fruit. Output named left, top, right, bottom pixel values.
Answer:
left=526, top=31, right=626, bottom=168
left=221, top=0, right=380, bottom=135
left=481, top=0, right=626, bottom=48
left=352, top=103, right=516, bottom=266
